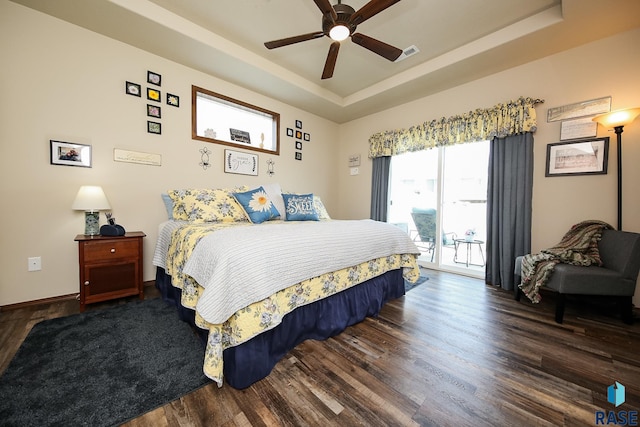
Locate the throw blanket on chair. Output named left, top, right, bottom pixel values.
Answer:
left=519, top=220, right=613, bottom=303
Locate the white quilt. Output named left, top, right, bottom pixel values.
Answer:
left=182, top=219, right=420, bottom=324
left=153, top=220, right=188, bottom=270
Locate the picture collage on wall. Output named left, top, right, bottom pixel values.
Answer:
left=286, top=119, right=310, bottom=161
left=125, top=70, right=180, bottom=135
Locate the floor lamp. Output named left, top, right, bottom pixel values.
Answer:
left=592, top=107, right=640, bottom=231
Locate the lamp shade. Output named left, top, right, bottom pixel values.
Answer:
left=592, top=107, right=640, bottom=128
left=72, top=186, right=111, bottom=212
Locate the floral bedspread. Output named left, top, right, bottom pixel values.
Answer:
left=161, top=220, right=420, bottom=386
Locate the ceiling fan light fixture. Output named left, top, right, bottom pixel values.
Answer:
left=329, top=24, right=350, bottom=41
left=264, top=0, right=404, bottom=79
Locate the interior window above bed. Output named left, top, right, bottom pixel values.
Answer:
left=192, top=85, right=280, bottom=155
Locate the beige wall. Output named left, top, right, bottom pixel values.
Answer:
left=0, top=2, right=340, bottom=306
left=337, top=28, right=640, bottom=303
left=2, top=1, right=639, bottom=307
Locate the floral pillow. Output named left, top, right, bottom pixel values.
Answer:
left=167, top=188, right=248, bottom=223
left=233, top=186, right=280, bottom=224
left=282, top=193, right=319, bottom=221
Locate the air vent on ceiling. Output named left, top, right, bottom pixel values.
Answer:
left=394, top=45, right=419, bottom=62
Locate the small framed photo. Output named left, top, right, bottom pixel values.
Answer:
left=295, top=120, right=302, bottom=129
left=286, top=128, right=293, bottom=137
left=147, top=71, right=161, bottom=86
left=295, top=152, right=302, bottom=161
left=304, top=132, right=310, bottom=142
left=545, top=137, right=609, bottom=177
left=147, top=121, right=162, bottom=135
left=295, top=130, right=302, bottom=139
left=295, top=141, right=302, bottom=150
left=147, top=104, right=161, bottom=118
left=167, top=93, right=179, bottom=107
left=125, top=81, right=141, bottom=97
left=50, top=140, right=91, bottom=167
left=147, top=88, right=161, bottom=102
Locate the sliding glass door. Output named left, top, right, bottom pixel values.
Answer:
left=388, top=141, right=489, bottom=277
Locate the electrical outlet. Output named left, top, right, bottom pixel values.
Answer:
left=350, top=167, right=359, bottom=176
left=28, top=256, right=41, bottom=272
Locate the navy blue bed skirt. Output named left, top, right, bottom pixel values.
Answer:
left=155, top=267, right=405, bottom=389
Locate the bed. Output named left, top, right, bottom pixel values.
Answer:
left=153, top=185, right=421, bottom=388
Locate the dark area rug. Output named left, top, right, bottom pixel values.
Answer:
left=405, top=275, right=429, bottom=292
left=0, top=298, right=210, bottom=427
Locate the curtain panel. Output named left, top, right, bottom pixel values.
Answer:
left=485, top=133, right=534, bottom=291
left=368, top=97, right=542, bottom=158
left=370, top=156, right=391, bottom=221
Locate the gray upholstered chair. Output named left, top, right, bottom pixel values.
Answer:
left=514, top=229, right=640, bottom=324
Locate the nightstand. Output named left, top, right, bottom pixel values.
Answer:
left=75, top=231, right=145, bottom=311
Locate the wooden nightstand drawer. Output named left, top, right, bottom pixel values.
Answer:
left=75, top=231, right=145, bottom=311
left=82, top=239, right=139, bottom=262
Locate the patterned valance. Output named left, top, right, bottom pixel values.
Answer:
left=368, top=96, right=543, bottom=158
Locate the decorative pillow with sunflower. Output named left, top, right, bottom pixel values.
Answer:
left=233, top=186, right=280, bottom=224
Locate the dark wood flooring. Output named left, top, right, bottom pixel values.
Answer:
left=1, top=269, right=639, bottom=426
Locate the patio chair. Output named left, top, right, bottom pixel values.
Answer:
left=410, top=208, right=457, bottom=262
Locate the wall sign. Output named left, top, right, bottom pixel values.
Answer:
left=224, top=149, right=258, bottom=176
left=547, top=96, right=611, bottom=122
left=114, top=149, right=162, bottom=166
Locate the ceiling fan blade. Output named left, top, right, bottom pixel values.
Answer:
left=313, top=0, right=337, bottom=22
left=350, top=0, right=401, bottom=26
left=351, top=33, right=403, bottom=61
left=264, top=31, right=325, bottom=49
left=313, top=0, right=339, bottom=26
left=321, top=42, right=340, bottom=79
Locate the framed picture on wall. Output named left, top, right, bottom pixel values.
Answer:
left=167, top=93, right=179, bottom=107
left=147, top=104, right=161, bottom=118
left=50, top=140, right=92, bottom=167
left=147, top=88, right=161, bottom=102
left=224, top=149, right=258, bottom=175
left=545, top=137, right=609, bottom=177
left=147, top=121, right=162, bottom=135
left=125, top=81, right=141, bottom=97
left=147, top=71, right=161, bottom=86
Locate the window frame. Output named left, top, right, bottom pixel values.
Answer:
left=191, top=85, right=280, bottom=155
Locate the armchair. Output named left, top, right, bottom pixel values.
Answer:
left=515, top=229, right=640, bottom=324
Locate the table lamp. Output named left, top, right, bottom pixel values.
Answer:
left=592, top=107, right=640, bottom=230
left=72, top=185, right=111, bottom=235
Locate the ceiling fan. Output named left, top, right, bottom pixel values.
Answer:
left=264, top=0, right=403, bottom=80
